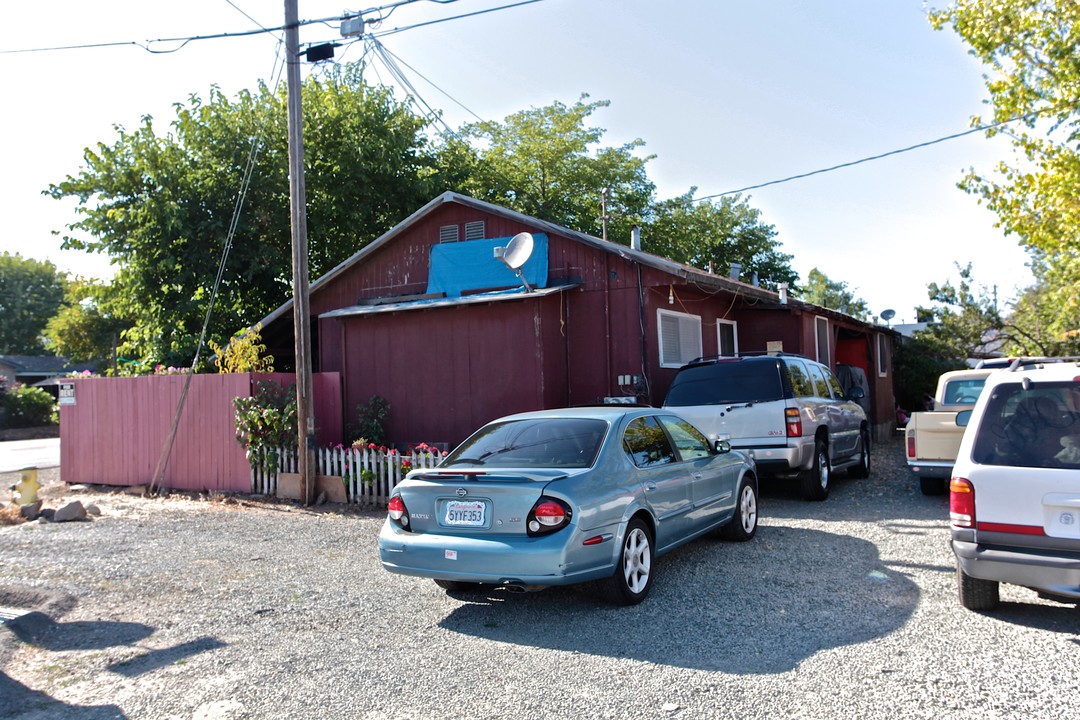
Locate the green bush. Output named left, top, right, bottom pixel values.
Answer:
left=1, top=385, right=58, bottom=429
left=233, top=379, right=298, bottom=472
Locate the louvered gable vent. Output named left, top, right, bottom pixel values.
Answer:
left=464, top=221, right=485, bottom=240
left=439, top=225, right=459, bottom=243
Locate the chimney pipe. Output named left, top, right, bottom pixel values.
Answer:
left=779, top=282, right=789, bottom=304
left=630, top=225, right=641, bottom=251
left=729, top=263, right=742, bottom=281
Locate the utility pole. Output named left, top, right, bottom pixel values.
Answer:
left=285, top=0, right=316, bottom=504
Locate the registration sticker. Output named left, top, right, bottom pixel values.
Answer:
left=444, top=549, right=457, bottom=560
left=444, top=500, right=486, bottom=527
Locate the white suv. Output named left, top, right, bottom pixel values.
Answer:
left=662, top=354, right=869, bottom=501
left=950, top=359, right=1080, bottom=610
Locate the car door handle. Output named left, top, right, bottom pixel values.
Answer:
left=692, top=473, right=703, bottom=480
left=645, top=482, right=657, bottom=491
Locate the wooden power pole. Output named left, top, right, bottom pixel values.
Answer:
left=285, top=0, right=316, bottom=504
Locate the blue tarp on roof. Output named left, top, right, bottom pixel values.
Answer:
left=427, top=234, right=548, bottom=298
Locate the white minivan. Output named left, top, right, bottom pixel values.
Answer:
left=950, top=359, right=1080, bottom=610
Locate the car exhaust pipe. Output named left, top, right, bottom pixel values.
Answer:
left=502, top=582, right=543, bottom=594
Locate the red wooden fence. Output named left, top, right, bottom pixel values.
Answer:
left=59, top=372, right=342, bottom=492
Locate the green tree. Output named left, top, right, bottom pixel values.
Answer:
left=0, top=253, right=66, bottom=355
left=449, top=95, right=656, bottom=242
left=914, top=264, right=1004, bottom=361
left=800, top=268, right=869, bottom=319
left=643, top=191, right=799, bottom=292
left=931, top=0, right=1080, bottom=346
left=43, top=278, right=129, bottom=367
left=48, top=65, right=447, bottom=369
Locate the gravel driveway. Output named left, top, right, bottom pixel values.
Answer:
left=1, top=437, right=1078, bottom=720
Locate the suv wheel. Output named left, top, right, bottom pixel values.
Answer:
left=800, top=439, right=830, bottom=501
left=957, top=562, right=999, bottom=611
left=849, top=428, right=871, bottom=479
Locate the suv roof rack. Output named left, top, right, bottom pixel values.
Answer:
left=995, top=357, right=1080, bottom=372
left=689, top=351, right=810, bottom=364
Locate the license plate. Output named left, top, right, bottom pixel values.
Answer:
left=444, top=500, right=486, bottom=527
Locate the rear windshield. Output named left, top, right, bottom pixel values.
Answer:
left=941, top=378, right=986, bottom=406
left=664, top=361, right=784, bottom=406
left=971, top=381, right=1080, bottom=468
left=443, top=418, right=608, bottom=469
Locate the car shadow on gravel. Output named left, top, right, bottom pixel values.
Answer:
left=436, top=525, right=918, bottom=674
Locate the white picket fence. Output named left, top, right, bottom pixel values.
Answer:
left=249, top=445, right=444, bottom=506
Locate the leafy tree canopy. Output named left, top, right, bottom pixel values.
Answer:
left=799, top=268, right=869, bottom=319
left=446, top=95, right=656, bottom=242
left=42, top=277, right=130, bottom=368
left=49, top=65, right=450, bottom=368
left=643, top=191, right=799, bottom=292
left=931, top=0, right=1080, bottom=346
left=0, top=252, right=66, bottom=355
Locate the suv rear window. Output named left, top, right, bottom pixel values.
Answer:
left=664, top=360, right=784, bottom=406
left=971, top=381, right=1080, bottom=468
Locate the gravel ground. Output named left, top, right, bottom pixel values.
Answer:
left=1, top=437, right=1078, bottom=720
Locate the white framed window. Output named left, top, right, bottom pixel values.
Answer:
left=877, top=333, right=889, bottom=377
left=814, top=316, right=831, bottom=367
left=716, top=319, right=738, bottom=357
left=439, top=225, right=459, bottom=243
left=464, top=220, right=486, bottom=240
left=658, top=309, right=702, bottom=368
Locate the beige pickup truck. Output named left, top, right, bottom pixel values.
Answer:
left=905, top=368, right=993, bottom=495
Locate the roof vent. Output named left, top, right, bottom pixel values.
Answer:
left=439, top=225, right=459, bottom=243
left=729, top=263, right=742, bottom=281
left=464, top=221, right=485, bottom=241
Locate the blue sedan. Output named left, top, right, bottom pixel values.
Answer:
left=378, top=406, right=758, bottom=605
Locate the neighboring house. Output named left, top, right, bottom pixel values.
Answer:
left=259, top=192, right=899, bottom=447
left=0, top=355, right=93, bottom=393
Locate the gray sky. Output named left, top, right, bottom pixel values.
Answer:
left=0, top=0, right=1033, bottom=324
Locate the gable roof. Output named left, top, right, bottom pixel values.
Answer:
left=0, top=355, right=87, bottom=377
left=258, top=191, right=873, bottom=329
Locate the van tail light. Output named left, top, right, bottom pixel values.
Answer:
left=785, top=408, right=802, bottom=437
left=906, top=434, right=916, bottom=459
left=387, top=495, right=411, bottom=529
left=949, top=478, right=974, bottom=528
left=527, top=497, right=572, bottom=536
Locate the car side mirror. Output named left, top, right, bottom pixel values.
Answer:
left=848, top=387, right=865, bottom=400
left=714, top=438, right=732, bottom=454
left=956, top=410, right=972, bottom=427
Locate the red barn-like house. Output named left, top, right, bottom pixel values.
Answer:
left=259, top=192, right=897, bottom=447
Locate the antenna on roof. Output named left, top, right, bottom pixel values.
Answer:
left=495, top=232, right=535, bottom=292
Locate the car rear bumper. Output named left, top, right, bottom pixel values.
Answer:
left=377, top=520, right=614, bottom=586
left=952, top=539, right=1080, bottom=599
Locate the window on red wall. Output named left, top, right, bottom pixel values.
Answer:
left=877, top=333, right=888, bottom=377
left=815, top=317, right=830, bottom=366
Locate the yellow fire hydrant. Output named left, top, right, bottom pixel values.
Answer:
left=14, top=468, right=40, bottom=506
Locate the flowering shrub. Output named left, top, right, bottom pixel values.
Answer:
left=233, top=380, right=297, bottom=473
left=67, top=369, right=99, bottom=379
left=0, top=384, right=58, bottom=429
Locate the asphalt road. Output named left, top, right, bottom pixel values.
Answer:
left=1, top=438, right=1078, bottom=719
left=0, top=438, right=60, bottom=474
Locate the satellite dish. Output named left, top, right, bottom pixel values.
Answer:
left=497, top=232, right=535, bottom=292
left=501, top=232, right=534, bottom=270
left=880, top=309, right=896, bottom=323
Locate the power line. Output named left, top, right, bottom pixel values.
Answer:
left=370, top=0, right=544, bottom=38
left=693, top=111, right=1046, bottom=202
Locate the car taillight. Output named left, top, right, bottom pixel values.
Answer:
left=950, top=478, right=974, bottom=528
left=906, top=434, right=916, bottom=459
left=387, top=495, right=410, bottom=529
left=785, top=408, right=802, bottom=437
left=527, top=497, right=572, bottom=536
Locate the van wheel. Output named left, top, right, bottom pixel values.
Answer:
left=957, top=562, right=999, bottom=611
left=849, top=429, right=871, bottom=479
left=800, top=439, right=830, bottom=501
left=920, top=476, right=946, bottom=496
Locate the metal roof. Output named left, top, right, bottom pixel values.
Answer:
left=319, top=282, right=577, bottom=320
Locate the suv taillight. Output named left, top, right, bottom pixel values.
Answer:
left=949, top=478, right=975, bottom=528
left=785, top=408, right=802, bottom=437
left=906, top=434, right=916, bottom=459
